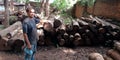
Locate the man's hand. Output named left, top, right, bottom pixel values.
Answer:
left=27, top=44, right=32, bottom=49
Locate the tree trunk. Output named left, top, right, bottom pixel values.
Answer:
left=10, top=0, right=14, bottom=13
left=4, top=0, right=9, bottom=28
left=40, top=0, right=45, bottom=14
left=45, top=0, right=50, bottom=17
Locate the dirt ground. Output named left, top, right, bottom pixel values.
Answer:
left=0, top=46, right=110, bottom=60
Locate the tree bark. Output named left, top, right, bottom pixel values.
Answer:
left=4, top=0, right=9, bottom=28
left=45, top=0, right=50, bottom=17
left=10, top=0, right=14, bottom=13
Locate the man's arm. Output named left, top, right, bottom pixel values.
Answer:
left=23, top=33, right=31, bottom=49
left=22, top=22, right=31, bottom=49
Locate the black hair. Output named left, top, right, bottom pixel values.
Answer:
left=26, top=7, right=33, bottom=12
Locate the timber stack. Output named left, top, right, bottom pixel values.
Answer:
left=0, top=21, right=24, bottom=52
left=0, top=15, right=120, bottom=52
left=37, top=15, right=120, bottom=48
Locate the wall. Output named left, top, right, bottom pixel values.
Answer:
left=74, top=0, right=120, bottom=20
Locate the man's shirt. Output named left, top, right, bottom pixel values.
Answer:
left=22, top=17, right=40, bottom=45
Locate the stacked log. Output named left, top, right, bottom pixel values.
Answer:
left=6, top=27, right=21, bottom=39
left=0, top=21, right=22, bottom=36
left=7, top=39, right=24, bottom=52
left=114, top=41, right=120, bottom=52
left=107, top=49, right=120, bottom=60
left=103, top=55, right=113, bottom=60
left=0, top=35, right=24, bottom=51
left=89, top=53, right=104, bottom=60
left=37, top=16, right=120, bottom=47
left=0, top=36, right=11, bottom=50
left=74, top=33, right=83, bottom=46
left=0, top=21, right=24, bottom=51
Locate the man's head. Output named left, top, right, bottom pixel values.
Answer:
left=26, top=7, right=35, bottom=18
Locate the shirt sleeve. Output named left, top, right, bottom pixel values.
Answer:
left=34, top=18, right=40, bottom=24
left=22, top=22, right=28, bottom=33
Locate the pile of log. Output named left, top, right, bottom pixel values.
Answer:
left=37, top=16, right=120, bottom=47
left=99, top=41, right=120, bottom=60
left=0, top=35, right=24, bottom=52
left=88, top=41, right=120, bottom=60
left=0, top=21, right=24, bottom=52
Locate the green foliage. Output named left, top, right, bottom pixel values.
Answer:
left=79, top=0, right=96, bottom=7
left=0, top=25, right=5, bottom=29
left=16, top=0, right=29, bottom=3
left=9, top=16, right=17, bottom=25
left=60, top=12, right=73, bottom=25
left=51, top=0, right=68, bottom=11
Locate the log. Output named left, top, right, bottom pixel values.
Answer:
left=74, top=33, right=83, bottom=46
left=95, top=17, right=120, bottom=29
left=43, top=22, right=53, bottom=32
left=69, top=35, right=74, bottom=42
left=53, top=19, right=62, bottom=29
left=114, top=41, right=120, bottom=52
left=6, top=27, right=21, bottom=39
left=89, top=15, right=102, bottom=24
left=107, top=49, right=120, bottom=60
left=77, top=19, right=89, bottom=26
left=63, top=33, right=69, bottom=40
left=57, top=35, right=65, bottom=46
left=72, top=20, right=80, bottom=34
left=12, top=39, right=24, bottom=52
left=103, top=55, right=113, bottom=60
left=56, top=24, right=66, bottom=35
left=37, top=29, right=45, bottom=46
left=63, top=32, right=69, bottom=46
left=0, top=21, right=22, bottom=36
left=0, top=37, right=11, bottom=50
left=59, top=39, right=65, bottom=46
left=44, top=37, right=54, bottom=46
left=89, top=53, right=104, bottom=60
left=7, top=39, right=24, bottom=52
left=37, top=35, right=45, bottom=46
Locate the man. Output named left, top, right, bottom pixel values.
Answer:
left=22, top=7, right=40, bottom=60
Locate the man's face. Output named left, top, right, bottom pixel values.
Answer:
left=27, top=9, right=35, bottom=18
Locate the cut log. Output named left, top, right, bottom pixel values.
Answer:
left=7, top=39, right=24, bottom=52
left=0, top=37, right=11, bottom=51
left=114, top=41, right=120, bottom=52
left=53, top=19, right=62, bottom=29
left=57, top=35, right=65, bottom=46
left=107, top=49, right=120, bottom=60
left=59, top=39, right=65, bottom=46
left=74, top=33, right=83, bottom=46
left=12, top=39, right=24, bottom=52
left=43, top=22, right=53, bottom=32
left=89, top=53, right=104, bottom=60
left=6, top=27, right=21, bottom=39
left=0, top=21, right=22, bottom=36
left=77, top=19, right=89, bottom=26
left=103, top=55, right=113, bottom=60
left=37, top=35, right=45, bottom=46
left=95, top=17, right=120, bottom=29
left=72, top=20, right=80, bottom=34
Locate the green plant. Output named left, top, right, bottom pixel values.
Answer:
left=51, top=0, right=68, bottom=11
left=78, top=0, right=96, bottom=7
left=9, top=16, right=17, bottom=25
